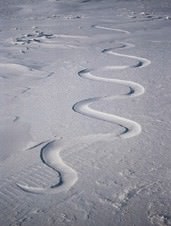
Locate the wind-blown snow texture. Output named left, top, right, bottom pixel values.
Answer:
left=0, top=0, right=171, bottom=225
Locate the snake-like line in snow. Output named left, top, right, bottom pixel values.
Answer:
left=17, top=25, right=151, bottom=194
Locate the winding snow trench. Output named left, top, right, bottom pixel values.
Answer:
left=17, top=26, right=151, bottom=194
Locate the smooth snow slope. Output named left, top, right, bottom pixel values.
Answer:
left=0, top=0, right=171, bottom=225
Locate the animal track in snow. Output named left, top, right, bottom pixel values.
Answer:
left=17, top=25, right=151, bottom=194
left=15, top=31, right=54, bottom=45
left=14, top=30, right=88, bottom=50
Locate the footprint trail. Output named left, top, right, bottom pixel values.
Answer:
left=17, top=25, right=151, bottom=194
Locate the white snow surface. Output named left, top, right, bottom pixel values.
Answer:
left=0, top=0, right=171, bottom=225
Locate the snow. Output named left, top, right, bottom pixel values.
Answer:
left=0, top=0, right=171, bottom=225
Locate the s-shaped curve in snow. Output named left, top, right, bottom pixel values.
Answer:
left=102, top=47, right=151, bottom=69
left=73, top=68, right=144, bottom=140
left=73, top=39, right=151, bottom=140
left=17, top=26, right=151, bottom=194
left=17, top=140, right=78, bottom=194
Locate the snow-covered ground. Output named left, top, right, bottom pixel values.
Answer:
left=0, top=0, right=171, bottom=225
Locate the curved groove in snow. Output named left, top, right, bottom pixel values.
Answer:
left=73, top=68, right=144, bottom=139
left=93, top=25, right=130, bottom=34
left=17, top=140, right=78, bottom=194
left=17, top=26, right=151, bottom=194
